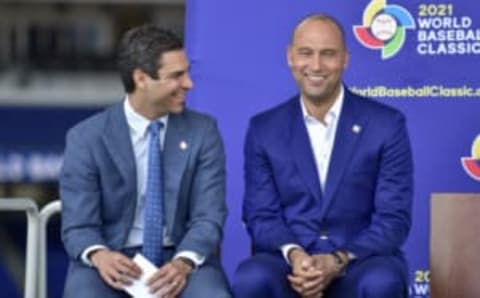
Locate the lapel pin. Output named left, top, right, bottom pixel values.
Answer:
left=352, top=124, right=362, bottom=134
left=179, top=141, right=188, bottom=150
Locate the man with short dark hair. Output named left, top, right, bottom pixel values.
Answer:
left=233, top=14, right=413, bottom=298
left=61, top=24, right=231, bottom=298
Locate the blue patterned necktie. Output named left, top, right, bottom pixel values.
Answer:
left=143, top=121, right=164, bottom=266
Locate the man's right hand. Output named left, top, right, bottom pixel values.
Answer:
left=90, top=249, right=142, bottom=289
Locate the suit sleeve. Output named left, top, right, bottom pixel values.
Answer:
left=175, top=119, right=227, bottom=258
left=243, top=120, right=299, bottom=252
left=60, top=127, right=107, bottom=260
left=341, top=113, right=413, bottom=260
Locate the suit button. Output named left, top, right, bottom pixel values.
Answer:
left=319, top=231, right=329, bottom=240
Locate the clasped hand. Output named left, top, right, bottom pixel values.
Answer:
left=287, top=250, right=342, bottom=298
left=91, top=249, right=192, bottom=298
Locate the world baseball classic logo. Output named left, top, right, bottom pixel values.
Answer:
left=353, top=0, right=415, bottom=59
left=461, top=135, right=480, bottom=181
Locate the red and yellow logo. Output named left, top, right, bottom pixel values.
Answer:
left=461, top=135, right=480, bottom=181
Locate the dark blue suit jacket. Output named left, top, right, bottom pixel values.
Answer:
left=243, top=88, right=413, bottom=263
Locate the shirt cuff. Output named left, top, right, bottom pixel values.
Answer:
left=173, top=250, right=205, bottom=268
left=280, top=243, right=302, bottom=265
left=81, top=245, right=108, bottom=267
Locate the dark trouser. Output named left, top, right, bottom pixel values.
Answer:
left=232, top=253, right=408, bottom=298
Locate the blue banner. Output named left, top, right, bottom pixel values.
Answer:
left=185, top=1, right=480, bottom=296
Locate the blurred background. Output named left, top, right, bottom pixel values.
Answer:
left=0, top=0, right=185, bottom=297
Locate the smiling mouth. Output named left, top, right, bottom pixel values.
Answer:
left=306, top=73, right=327, bottom=85
left=173, top=91, right=186, bottom=100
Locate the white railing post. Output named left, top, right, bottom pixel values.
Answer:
left=38, top=200, right=62, bottom=298
left=0, top=198, right=39, bottom=298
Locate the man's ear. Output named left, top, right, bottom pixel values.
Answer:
left=132, top=68, right=147, bottom=90
left=287, top=45, right=293, bottom=67
left=343, top=50, right=350, bottom=70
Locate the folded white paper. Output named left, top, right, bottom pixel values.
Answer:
left=123, top=253, right=158, bottom=298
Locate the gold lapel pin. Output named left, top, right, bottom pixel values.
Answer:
left=179, top=141, right=188, bottom=150
left=352, top=124, right=362, bottom=134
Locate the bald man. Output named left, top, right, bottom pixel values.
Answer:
left=233, top=14, right=413, bottom=298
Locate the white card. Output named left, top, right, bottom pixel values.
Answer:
left=123, top=253, right=158, bottom=298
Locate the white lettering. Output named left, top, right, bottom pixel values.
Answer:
left=413, top=283, right=430, bottom=295
left=0, top=153, right=63, bottom=182
left=417, top=17, right=472, bottom=29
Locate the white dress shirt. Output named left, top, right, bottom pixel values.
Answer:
left=302, top=88, right=343, bottom=191
left=82, top=97, right=204, bottom=267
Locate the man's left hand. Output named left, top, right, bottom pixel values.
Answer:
left=311, top=253, right=345, bottom=286
left=146, top=258, right=193, bottom=298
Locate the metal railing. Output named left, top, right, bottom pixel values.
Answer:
left=0, top=198, right=62, bottom=298
left=38, top=200, right=62, bottom=298
left=0, top=198, right=40, bottom=298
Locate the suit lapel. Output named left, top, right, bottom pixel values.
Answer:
left=320, top=91, right=368, bottom=217
left=289, top=97, right=323, bottom=202
left=102, top=104, right=137, bottom=195
left=163, top=112, right=191, bottom=232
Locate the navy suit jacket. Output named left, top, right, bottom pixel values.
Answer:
left=60, top=103, right=227, bottom=270
left=243, top=88, right=413, bottom=262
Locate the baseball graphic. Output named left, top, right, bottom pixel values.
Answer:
left=371, top=13, right=397, bottom=41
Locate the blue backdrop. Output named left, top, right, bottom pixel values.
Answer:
left=184, top=1, right=480, bottom=296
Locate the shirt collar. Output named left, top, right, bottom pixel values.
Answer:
left=300, top=85, right=344, bottom=125
left=123, top=96, right=168, bottom=138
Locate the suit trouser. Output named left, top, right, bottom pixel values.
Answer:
left=63, top=246, right=232, bottom=298
left=232, top=253, right=408, bottom=298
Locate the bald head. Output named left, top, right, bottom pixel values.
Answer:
left=291, top=14, right=346, bottom=50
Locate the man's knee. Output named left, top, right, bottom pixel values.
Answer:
left=234, top=257, right=275, bottom=290
left=359, top=264, right=406, bottom=298
left=64, top=263, right=127, bottom=298
left=233, top=255, right=295, bottom=298
left=180, top=263, right=232, bottom=298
